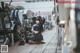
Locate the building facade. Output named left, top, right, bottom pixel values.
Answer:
left=1, top=0, right=54, bottom=2
left=25, top=0, right=54, bottom=2
left=56, top=0, right=77, bottom=53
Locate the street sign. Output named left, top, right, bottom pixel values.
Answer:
left=1, top=45, right=8, bottom=53
left=57, top=0, right=71, bottom=3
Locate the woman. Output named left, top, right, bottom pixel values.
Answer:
left=29, top=19, right=44, bottom=44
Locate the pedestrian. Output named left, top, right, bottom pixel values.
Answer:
left=37, top=16, right=44, bottom=32
left=56, top=17, right=60, bottom=25
left=28, top=19, right=45, bottom=44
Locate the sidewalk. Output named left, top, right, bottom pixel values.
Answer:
left=8, top=24, right=60, bottom=53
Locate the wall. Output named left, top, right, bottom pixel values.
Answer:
left=58, top=4, right=70, bottom=21
left=58, top=1, right=77, bottom=53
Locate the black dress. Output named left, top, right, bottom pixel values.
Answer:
left=32, top=24, right=43, bottom=41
